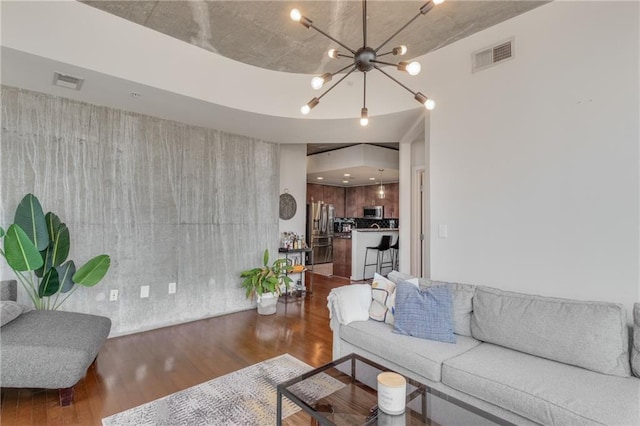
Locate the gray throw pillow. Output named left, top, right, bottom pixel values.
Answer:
left=633, top=303, right=640, bottom=377
left=0, top=301, right=24, bottom=327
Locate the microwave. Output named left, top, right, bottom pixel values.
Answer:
left=363, top=206, right=384, bottom=219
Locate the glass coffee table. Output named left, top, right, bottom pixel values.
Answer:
left=276, top=353, right=514, bottom=426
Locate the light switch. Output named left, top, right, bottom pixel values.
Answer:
left=438, top=224, right=448, bottom=238
left=140, top=285, right=150, bottom=298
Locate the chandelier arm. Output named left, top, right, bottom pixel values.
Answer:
left=332, top=63, right=355, bottom=76
left=362, top=0, right=367, bottom=48
left=336, top=53, right=354, bottom=59
left=370, top=59, right=398, bottom=67
left=363, top=71, right=367, bottom=107
left=374, top=12, right=422, bottom=53
left=376, top=51, right=394, bottom=58
left=309, top=25, right=356, bottom=54
left=317, top=67, right=358, bottom=101
left=373, top=65, right=416, bottom=96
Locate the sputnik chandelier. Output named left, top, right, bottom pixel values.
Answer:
left=290, top=0, right=444, bottom=126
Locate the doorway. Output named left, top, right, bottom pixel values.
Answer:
left=412, top=167, right=426, bottom=277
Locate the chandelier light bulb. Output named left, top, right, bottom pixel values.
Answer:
left=406, top=61, right=421, bottom=75
left=393, top=45, right=408, bottom=56
left=360, top=107, right=369, bottom=126
left=434, top=0, right=445, bottom=5
left=328, top=49, right=338, bottom=59
left=414, top=92, right=435, bottom=110
left=290, top=9, right=302, bottom=22
left=301, top=97, right=320, bottom=115
left=311, top=76, right=324, bottom=90
left=311, top=73, right=332, bottom=90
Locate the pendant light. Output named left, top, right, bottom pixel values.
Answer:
left=378, top=169, right=386, bottom=199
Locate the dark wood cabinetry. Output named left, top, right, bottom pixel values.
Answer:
left=345, top=183, right=399, bottom=218
left=306, top=184, right=345, bottom=217
left=332, top=238, right=352, bottom=278
left=306, top=183, right=398, bottom=219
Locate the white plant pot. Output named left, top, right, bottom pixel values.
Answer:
left=256, top=292, right=279, bottom=315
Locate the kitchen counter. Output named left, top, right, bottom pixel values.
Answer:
left=355, top=228, right=399, bottom=232
left=334, top=232, right=352, bottom=239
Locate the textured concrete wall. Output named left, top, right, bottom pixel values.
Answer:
left=0, top=86, right=280, bottom=336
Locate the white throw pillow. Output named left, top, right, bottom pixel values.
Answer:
left=370, top=273, right=396, bottom=324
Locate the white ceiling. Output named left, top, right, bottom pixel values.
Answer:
left=1, top=0, right=546, bottom=145
left=0, top=1, right=546, bottom=185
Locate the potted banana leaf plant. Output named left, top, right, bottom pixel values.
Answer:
left=0, top=194, right=110, bottom=310
left=240, top=249, right=292, bottom=315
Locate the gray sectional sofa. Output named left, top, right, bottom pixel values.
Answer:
left=327, top=272, right=640, bottom=425
left=0, top=280, right=111, bottom=406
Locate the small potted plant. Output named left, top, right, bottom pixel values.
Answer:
left=240, top=249, right=293, bottom=315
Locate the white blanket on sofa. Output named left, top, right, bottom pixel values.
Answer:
left=327, top=284, right=371, bottom=329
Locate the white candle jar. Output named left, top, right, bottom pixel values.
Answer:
left=377, top=372, right=407, bottom=415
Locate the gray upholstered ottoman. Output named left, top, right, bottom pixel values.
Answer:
left=0, top=281, right=111, bottom=405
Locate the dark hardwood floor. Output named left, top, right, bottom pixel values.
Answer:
left=1, top=273, right=350, bottom=425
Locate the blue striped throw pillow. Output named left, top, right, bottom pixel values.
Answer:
left=393, top=281, right=456, bottom=343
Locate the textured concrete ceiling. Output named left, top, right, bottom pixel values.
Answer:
left=80, top=1, right=548, bottom=75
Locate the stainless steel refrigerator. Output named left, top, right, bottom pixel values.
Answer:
left=306, top=202, right=334, bottom=264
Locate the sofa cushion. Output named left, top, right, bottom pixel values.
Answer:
left=393, top=282, right=456, bottom=344
left=369, top=273, right=396, bottom=325
left=442, top=343, right=640, bottom=426
left=0, top=310, right=111, bottom=388
left=340, top=320, right=480, bottom=382
left=471, top=286, right=630, bottom=377
left=633, top=303, right=640, bottom=377
left=0, top=301, right=24, bottom=327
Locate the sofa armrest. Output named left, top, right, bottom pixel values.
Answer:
left=1, top=280, right=17, bottom=302
left=326, top=284, right=372, bottom=360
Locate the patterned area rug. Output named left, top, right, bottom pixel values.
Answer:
left=102, top=354, right=344, bottom=425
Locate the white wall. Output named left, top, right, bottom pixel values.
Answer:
left=428, top=1, right=639, bottom=321
left=279, top=144, right=307, bottom=237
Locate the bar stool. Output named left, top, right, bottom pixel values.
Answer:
left=362, top=235, right=392, bottom=280
left=390, top=237, right=399, bottom=271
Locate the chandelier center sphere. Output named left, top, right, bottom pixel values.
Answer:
left=355, top=47, right=377, bottom=72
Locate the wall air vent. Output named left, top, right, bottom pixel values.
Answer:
left=52, top=72, right=84, bottom=90
left=472, top=38, right=514, bottom=73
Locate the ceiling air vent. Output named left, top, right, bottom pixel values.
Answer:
left=472, top=38, right=514, bottom=73
left=52, top=72, right=84, bottom=90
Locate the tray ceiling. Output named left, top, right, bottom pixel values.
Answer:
left=80, top=1, right=548, bottom=75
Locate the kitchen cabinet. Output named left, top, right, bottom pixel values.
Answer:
left=345, top=183, right=399, bottom=218
left=345, top=186, right=364, bottom=217
left=307, top=183, right=324, bottom=205
left=332, top=237, right=352, bottom=278
left=306, top=183, right=398, bottom=218
left=306, top=184, right=345, bottom=217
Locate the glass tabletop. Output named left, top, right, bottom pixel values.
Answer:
left=276, top=353, right=513, bottom=426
